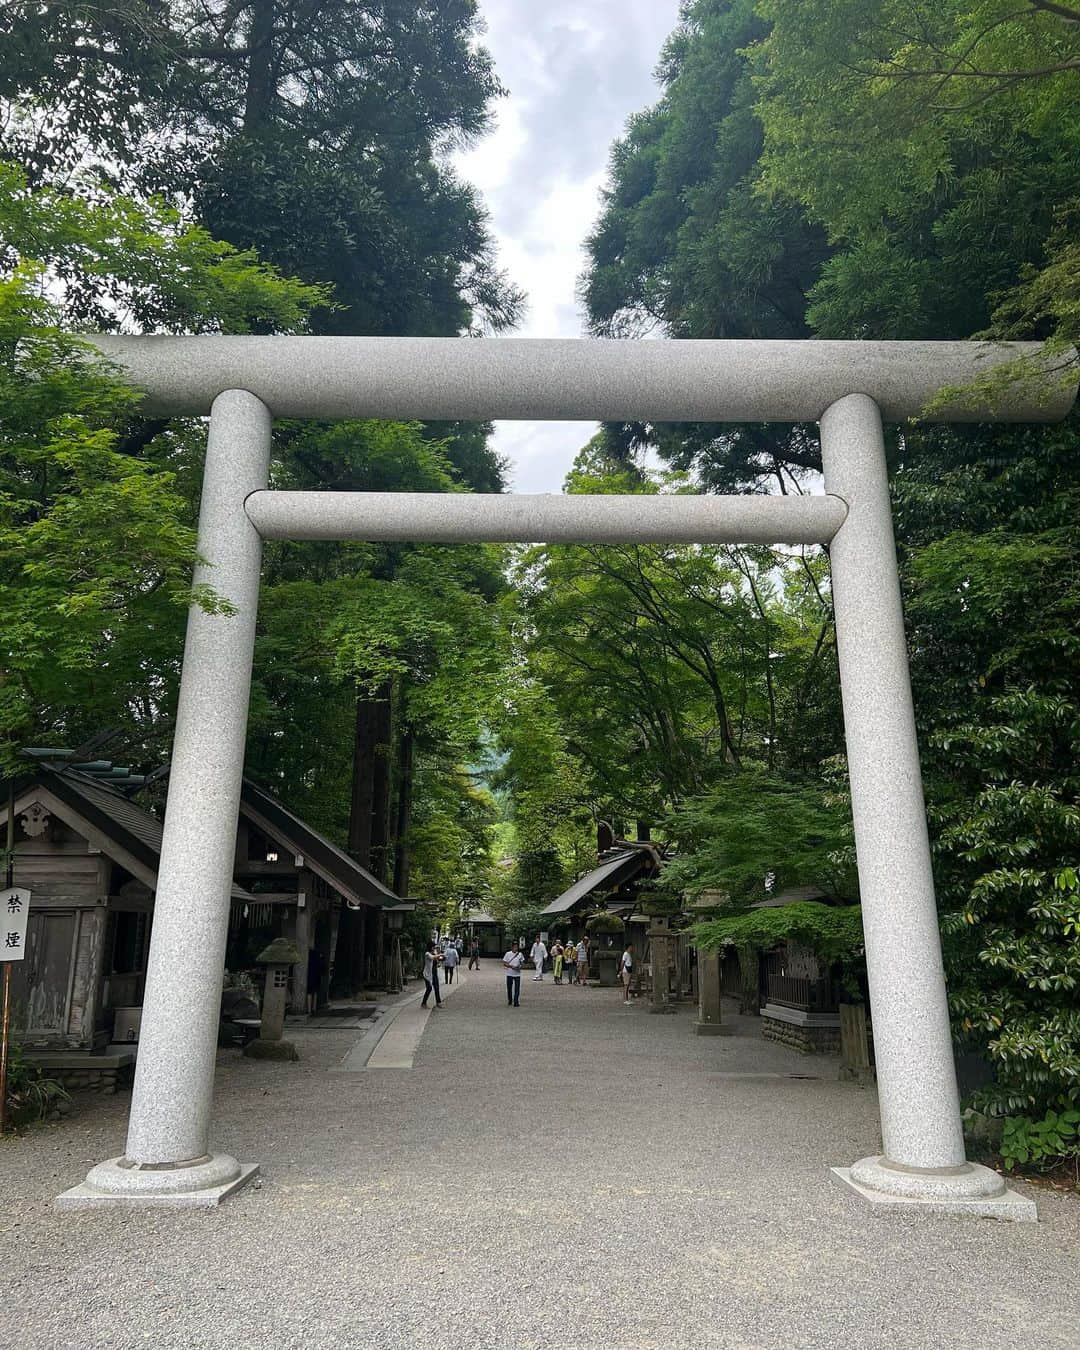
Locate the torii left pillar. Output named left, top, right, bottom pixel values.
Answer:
left=57, top=390, right=270, bottom=1208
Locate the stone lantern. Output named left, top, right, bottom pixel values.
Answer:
left=648, top=916, right=678, bottom=1015
left=243, top=937, right=301, bottom=1061
left=694, top=949, right=732, bottom=1036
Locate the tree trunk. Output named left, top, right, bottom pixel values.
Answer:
left=368, top=684, right=393, bottom=884
left=737, top=944, right=759, bottom=1015
left=242, top=0, right=277, bottom=134
left=348, top=689, right=379, bottom=858
left=392, top=726, right=415, bottom=897
left=333, top=683, right=392, bottom=996
left=330, top=904, right=363, bottom=999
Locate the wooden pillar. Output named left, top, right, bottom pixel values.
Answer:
left=372, top=910, right=386, bottom=989
left=289, top=893, right=311, bottom=1014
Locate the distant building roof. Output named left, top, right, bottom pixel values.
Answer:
left=240, top=778, right=398, bottom=908
left=542, top=844, right=659, bottom=916
left=460, top=911, right=501, bottom=927
left=753, top=885, right=827, bottom=910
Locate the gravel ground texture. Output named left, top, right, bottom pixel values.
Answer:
left=1, top=962, right=1077, bottom=1350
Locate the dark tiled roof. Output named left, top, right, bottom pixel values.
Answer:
left=753, top=885, right=828, bottom=910
left=541, top=845, right=658, bottom=915
left=240, top=778, right=398, bottom=908
left=36, top=769, right=250, bottom=898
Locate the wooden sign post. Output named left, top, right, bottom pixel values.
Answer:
left=0, top=886, right=31, bottom=1133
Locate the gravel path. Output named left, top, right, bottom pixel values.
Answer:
left=2, top=962, right=1077, bottom=1349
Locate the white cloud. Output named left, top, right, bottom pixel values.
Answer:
left=457, top=1, right=682, bottom=492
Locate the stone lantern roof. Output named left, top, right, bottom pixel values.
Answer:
left=256, top=937, right=302, bottom=966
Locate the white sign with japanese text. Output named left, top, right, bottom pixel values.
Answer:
left=1, top=887, right=30, bottom=961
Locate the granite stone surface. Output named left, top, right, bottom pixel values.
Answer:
left=85, top=335, right=1075, bottom=422
left=117, top=391, right=271, bottom=1174
left=821, top=395, right=967, bottom=1175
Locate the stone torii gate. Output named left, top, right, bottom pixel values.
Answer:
left=56, top=337, right=1075, bottom=1217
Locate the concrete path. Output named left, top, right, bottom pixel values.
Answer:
left=2, top=962, right=1077, bottom=1350
left=363, top=966, right=469, bottom=1070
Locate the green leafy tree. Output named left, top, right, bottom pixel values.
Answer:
left=580, top=0, right=1080, bottom=1139
left=754, top=0, right=1079, bottom=384
left=513, top=449, right=840, bottom=825
left=0, top=0, right=522, bottom=337
left=693, top=901, right=864, bottom=969
left=583, top=0, right=830, bottom=490
left=0, top=168, right=321, bottom=769
left=408, top=762, right=498, bottom=927
left=489, top=676, right=595, bottom=914
left=659, top=767, right=855, bottom=906
left=896, top=420, right=1080, bottom=1116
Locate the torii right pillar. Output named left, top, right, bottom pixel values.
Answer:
left=820, top=394, right=1034, bottom=1220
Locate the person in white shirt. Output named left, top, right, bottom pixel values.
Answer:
left=421, top=940, right=442, bottom=1009
left=575, top=935, right=590, bottom=985
left=530, top=935, right=548, bottom=980
left=503, top=941, right=525, bottom=1006
left=443, top=940, right=461, bottom=985
left=621, top=943, right=634, bottom=1003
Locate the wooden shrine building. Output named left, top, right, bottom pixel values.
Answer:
left=7, top=762, right=398, bottom=1079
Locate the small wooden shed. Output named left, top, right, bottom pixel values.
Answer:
left=7, top=764, right=399, bottom=1079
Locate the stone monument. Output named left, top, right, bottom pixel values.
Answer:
left=694, top=950, right=731, bottom=1036
left=243, top=936, right=301, bottom=1061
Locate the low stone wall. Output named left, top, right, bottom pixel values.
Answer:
left=49, top=1065, right=130, bottom=1095
left=761, top=1012, right=841, bottom=1055
left=27, top=1051, right=136, bottom=1096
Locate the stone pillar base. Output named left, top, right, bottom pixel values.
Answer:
left=56, top=1154, right=259, bottom=1210
left=832, top=1155, right=1036, bottom=1221
left=693, top=1021, right=733, bottom=1036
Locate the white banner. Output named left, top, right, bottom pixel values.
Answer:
left=1, top=887, right=31, bottom=962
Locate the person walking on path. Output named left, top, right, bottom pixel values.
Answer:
left=563, top=938, right=576, bottom=987
left=621, top=942, right=634, bottom=1003
left=576, top=936, right=590, bottom=986
left=421, top=939, right=442, bottom=1009
left=503, top=940, right=524, bottom=1006
left=468, top=938, right=480, bottom=970
left=444, top=940, right=460, bottom=985
left=531, top=934, right=548, bottom=981
left=552, top=939, right=564, bottom=984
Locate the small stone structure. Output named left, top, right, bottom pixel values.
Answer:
left=649, top=919, right=678, bottom=1014
left=243, top=937, right=300, bottom=1061
left=594, top=946, right=621, bottom=987
left=838, top=1002, right=874, bottom=1082
left=694, top=952, right=731, bottom=1036
left=761, top=1006, right=841, bottom=1054
left=28, top=1049, right=135, bottom=1094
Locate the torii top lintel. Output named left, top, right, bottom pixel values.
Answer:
left=85, top=336, right=1076, bottom=424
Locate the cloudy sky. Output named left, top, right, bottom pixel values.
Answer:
left=456, top=1, right=681, bottom=493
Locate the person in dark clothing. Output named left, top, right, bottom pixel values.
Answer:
left=306, top=946, right=325, bottom=1015
left=468, top=938, right=481, bottom=970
